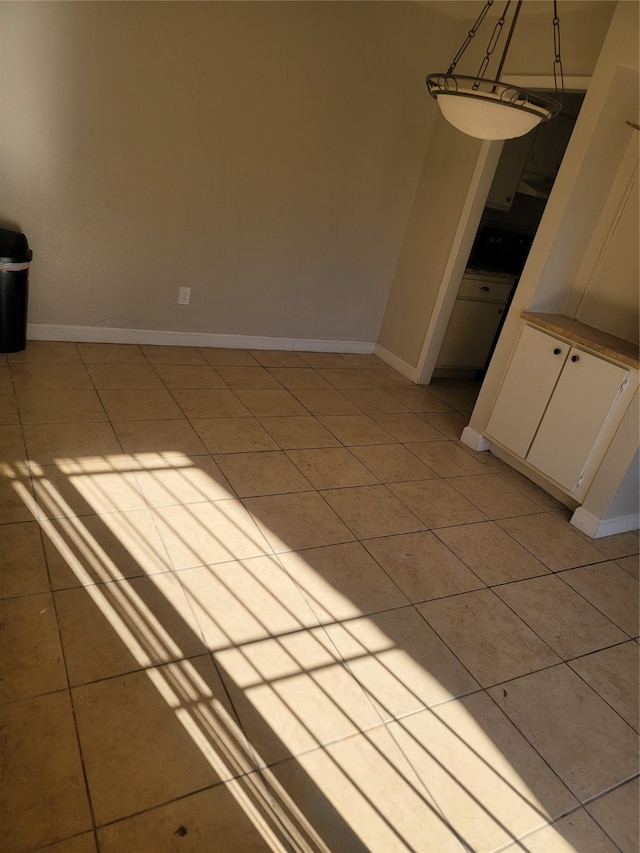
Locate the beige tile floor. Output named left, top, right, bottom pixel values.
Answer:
left=1, top=341, right=638, bottom=853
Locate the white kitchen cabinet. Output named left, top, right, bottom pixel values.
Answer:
left=527, top=348, right=628, bottom=490
left=436, top=273, right=515, bottom=372
left=485, top=325, right=570, bottom=457
left=436, top=300, right=505, bottom=370
left=523, top=115, right=575, bottom=185
left=486, top=324, right=630, bottom=494
left=488, top=112, right=577, bottom=207
left=486, top=133, right=535, bottom=211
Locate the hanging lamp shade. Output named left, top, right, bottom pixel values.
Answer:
left=427, top=0, right=564, bottom=141
left=427, top=75, right=562, bottom=140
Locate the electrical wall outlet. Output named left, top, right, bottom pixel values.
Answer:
left=178, top=287, right=191, bottom=305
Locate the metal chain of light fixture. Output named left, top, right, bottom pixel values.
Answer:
left=475, top=1, right=511, bottom=85
left=493, top=1, right=523, bottom=83
left=553, top=0, right=565, bottom=94
left=426, top=0, right=565, bottom=140
left=445, top=0, right=564, bottom=95
left=447, top=0, right=495, bottom=75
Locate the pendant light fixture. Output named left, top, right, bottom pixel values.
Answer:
left=426, top=0, right=564, bottom=140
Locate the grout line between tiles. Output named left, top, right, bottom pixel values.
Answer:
left=3, top=345, right=637, bottom=851
left=38, top=537, right=102, bottom=843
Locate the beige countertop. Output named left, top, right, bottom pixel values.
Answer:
left=521, top=312, right=640, bottom=369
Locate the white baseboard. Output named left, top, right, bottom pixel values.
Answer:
left=460, top=426, right=491, bottom=452
left=570, top=507, right=639, bottom=539
left=27, top=324, right=376, bottom=354
left=373, top=344, right=417, bottom=382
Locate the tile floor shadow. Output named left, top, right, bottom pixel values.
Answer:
left=1, top=348, right=637, bottom=853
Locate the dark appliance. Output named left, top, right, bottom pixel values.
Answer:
left=468, top=227, right=533, bottom=276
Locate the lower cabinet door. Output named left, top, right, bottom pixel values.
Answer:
left=437, top=300, right=505, bottom=369
left=526, top=347, right=628, bottom=491
left=485, top=325, right=569, bottom=458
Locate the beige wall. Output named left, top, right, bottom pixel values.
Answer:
left=376, top=117, right=482, bottom=366
left=376, top=1, right=615, bottom=370
left=572, top=133, right=639, bottom=344
left=0, top=2, right=458, bottom=343
left=576, top=152, right=639, bottom=343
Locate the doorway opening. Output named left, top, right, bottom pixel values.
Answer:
left=432, top=91, right=585, bottom=385
left=414, top=80, right=589, bottom=391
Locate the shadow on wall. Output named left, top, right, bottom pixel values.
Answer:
left=0, top=218, right=22, bottom=232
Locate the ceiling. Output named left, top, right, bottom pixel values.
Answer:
left=422, top=1, right=614, bottom=22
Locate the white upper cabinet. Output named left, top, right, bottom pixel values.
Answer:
left=486, top=110, right=578, bottom=211
left=486, top=133, right=535, bottom=211
left=520, top=115, right=575, bottom=195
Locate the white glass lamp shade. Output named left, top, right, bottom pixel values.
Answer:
left=426, top=76, right=561, bottom=141
left=435, top=92, right=545, bottom=140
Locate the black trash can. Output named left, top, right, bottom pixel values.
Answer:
left=0, top=228, right=33, bottom=353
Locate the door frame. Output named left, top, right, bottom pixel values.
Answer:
left=414, top=75, right=592, bottom=386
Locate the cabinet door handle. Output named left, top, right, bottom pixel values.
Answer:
left=571, top=354, right=580, bottom=363
left=553, top=347, right=562, bottom=355
left=480, top=286, right=490, bottom=292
